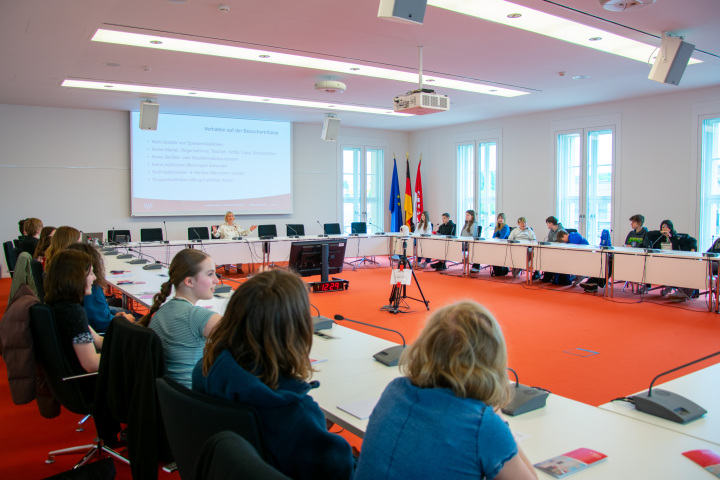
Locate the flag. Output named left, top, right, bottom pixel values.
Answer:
left=415, top=156, right=423, bottom=225
left=404, top=157, right=413, bottom=229
left=389, top=157, right=403, bottom=232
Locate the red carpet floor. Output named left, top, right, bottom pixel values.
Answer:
left=2, top=262, right=719, bottom=478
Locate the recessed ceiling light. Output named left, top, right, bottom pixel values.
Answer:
left=92, top=29, right=529, bottom=97
left=507, top=13, right=522, bottom=18
left=61, top=79, right=412, bottom=116
left=427, top=0, right=701, bottom=64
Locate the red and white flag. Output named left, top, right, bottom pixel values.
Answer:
left=414, top=156, right=423, bottom=224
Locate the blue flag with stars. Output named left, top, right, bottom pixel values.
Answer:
left=389, top=158, right=402, bottom=232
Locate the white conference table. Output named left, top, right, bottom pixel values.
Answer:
left=599, top=362, right=720, bottom=447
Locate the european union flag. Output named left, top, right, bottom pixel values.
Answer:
left=389, top=158, right=402, bottom=232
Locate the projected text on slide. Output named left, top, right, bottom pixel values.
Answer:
left=130, top=112, right=292, bottom=216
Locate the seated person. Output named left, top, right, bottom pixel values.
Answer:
left=355, top=301, right=537, bottom=480
left=45, top=249, right=103, bottom=373
left=431, top=213, right=457, bottom=271
left=658, top=220, right=699, bottom=302
left=67, top=243, right=135, bottom=333
left=33, top=226, right=56, bottom=266
left=540, top=216, right=564, bottom=282
left=415, top=211, right=433, bottom=268
left=459, top=210, right=481, bottom=272
left=212, top=211, right=257, bottom=274
left=19, top=217, right=42, bottom=256
left=556, top=230, right=589, bottom=286
left=193, top=270, right=355, bottom=480
left=139, top=249, right=222, bottom=388
left=494, top=213, right=510, bottom=240
left=509, top=217, right=536, bottom=278
left=44, top=226, right=82, bottom=268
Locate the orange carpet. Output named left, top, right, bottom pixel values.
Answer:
left=2, top=263, right=719, bottom=478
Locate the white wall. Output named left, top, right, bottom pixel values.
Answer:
left=0, top=104, right=409, bottom=276
left=410, top=85, right=720, bottom=246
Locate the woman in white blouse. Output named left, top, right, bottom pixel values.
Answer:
left=415, top=211, right=433, bottom=268
left=212, top=211, right=257, bottom=274
left=212, top=211, right=257, bottom=239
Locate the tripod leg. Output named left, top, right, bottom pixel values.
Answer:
left=410, top=268, right=430, bottom=310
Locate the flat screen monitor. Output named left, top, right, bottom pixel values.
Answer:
left=288, top=239, right=347, bottom=280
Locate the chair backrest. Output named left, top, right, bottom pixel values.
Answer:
left=196, top=431, right=290, bottom=480
left=257, top=224, right=277, bottom=238
left=156, top=377, right=268, bottom=480
left=566, top=228, right=578, bottom=234
left=140, top=228, right=164, bottom=242
left=286, top=224, right=305, bottom=236
left=28, top=304, right=96, bottom=415
left=4, top=240, right=18, bottom=276
left=350, top=222, right=367, bottom=234
left=678, top=233, right=698, bottom=252
left=324, top=223, right=341, bottom=235
left=107, top=229, right=132, bottom=243
left=188, top=227, right=210, bottom=240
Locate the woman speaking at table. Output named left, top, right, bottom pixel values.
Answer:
left=211, top=211, right=257, bottom=239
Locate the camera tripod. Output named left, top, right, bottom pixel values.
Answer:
left=382, top=238, right=430, bottom=314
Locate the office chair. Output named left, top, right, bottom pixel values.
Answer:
left=156, top=377, right=269, bottom=480
left=196, top=431, right=290, bottom=480
left=286, top=224, right=305, bottom=237
left=323, top=223, right=342, bottom=235
left=350, top=222, right=367, bottom=235
left=107, top=230, right=131, bottom=243
left=28, top=304, right=128, bottom=468
left=3, top=240, right=18, bottom=277
left=348, top=222, right=379, bottom=268
left=140, top=227, right=163, bottom=242
left=188, top=226, right=210, bottom=241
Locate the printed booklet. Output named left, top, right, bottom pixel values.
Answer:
left=683, top=449, right=720, bottom=477
left=534, top=448, right=607, bottom=478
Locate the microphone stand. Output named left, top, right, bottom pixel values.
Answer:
left=368, top=222, right=385, bottom=235
left=333, top=314, right=406, bottom=367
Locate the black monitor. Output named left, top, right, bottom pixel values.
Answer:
left=289, top=239, right=347, bottom=281
left=286, top=224, right=305, bottom=236
left=258, top=224, right=277, bottom=239
left=324, top=223, right=341, bottom=235
left=350, top=222, right=367, bottom=234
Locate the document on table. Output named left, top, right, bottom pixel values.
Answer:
left=338, top=397, right=380, bottom=420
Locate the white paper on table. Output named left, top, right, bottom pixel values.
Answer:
left=390, top=269, right=412, bottom=285
left=337, top=397, right=380, bottom=420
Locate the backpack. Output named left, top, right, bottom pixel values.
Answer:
left=600, top=229, right=612, bottom=247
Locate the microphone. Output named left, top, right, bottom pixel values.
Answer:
left=162, top=221, right=169, bottom=244
left=333, top=314, right=406, bottom=367
left=192, top=228, right=203, bottom=243
left=627, top=350, right=720, bottom=424
left=309, top=304, right=334, bottom=331
left=317, top=221, right=328, bottom=238
left=287, top=224, right=300, bottom=239
left=368, top=222, right=385, bottom=235
left=647, top=232, right=666, bottom=253
left=501, top=368, right=550, bottom=416
left=212, top=273, right=236, bottom=294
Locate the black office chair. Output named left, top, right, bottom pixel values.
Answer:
left=156, top=377, right=269, bottom=480
left=350, top=222, right=367, bottom=235
left=348, top=222, right=380, bottom=268
left=566, top=228, right=578, bottom=234
left=324, top=223, right=341, bottom=235
left=195, top=431, right=290, bottom=480
left=29, top=259, right=45, bottom=306
left=258, top=224, right=277, bottom=239
left=28, top=304, right=128, bottom=468
left=286, top=224, right=305, bottom=237
left=107, top=229, right=131, bottom=243
left=3, top=240, right=19, bottom=277
left=188, top=227, right=210, bottom=241
left=140, top=227, right=164, bottom=242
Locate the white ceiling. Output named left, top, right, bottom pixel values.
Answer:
left=1, top=0, right=719, bottom=131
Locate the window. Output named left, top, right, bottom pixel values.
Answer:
left=699, top=116, right=720, bottom=251
left=556, top=128, right=614, bottom=245
left=342, top=147, right=384, bottom=234
left=456, top=139, right=498, bottom=235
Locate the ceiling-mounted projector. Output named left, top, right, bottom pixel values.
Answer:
left=315, top=81, right=346, bottom=93
left=393, top=89, right=449, bottom=115
left=599, top=0, right=655, bottom=11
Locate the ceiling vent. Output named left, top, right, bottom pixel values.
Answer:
left=599, top=0, right=656, bottom=11
left=315, top=81, right=346, bottom=93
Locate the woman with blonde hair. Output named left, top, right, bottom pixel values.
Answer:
left=193, top=269, right=355, bottom=480
left=44, top=226, right=81, bottom=267
left=138, top=248, right=221, bottom=387
left=355, top=301, right=537, bottom=480
left=211, top=211, right=257, bottom=273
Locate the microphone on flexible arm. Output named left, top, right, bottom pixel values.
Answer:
left=368, top=222, right=385, bottom=235
left=310, top=304, right=334, bottom=331
left=162, top=221, right=169, bottom=244
left=646, top=231, right=666, bottom=253
left=192, top=228, right=203, bottom=243
left=127, top=249, right=165, bottom=270
left=287, top=224, right=299, bottom=239
left=317, top=221, right=328, bottom=238
left=333, top=314, right=406, bottom=367
left=623, top=350, right=720, bottom=424
left=128, top=242, right=150, bottom=264
left=501, top=368, right=550, bottom=416
left=213, top=272, right=238, bottom=294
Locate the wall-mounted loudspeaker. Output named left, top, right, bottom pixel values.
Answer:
left=648, top=36, right=695, bottom=86
left=139, top=101, right=160, bottom=130
left=377, top=0, right=427, bottom=25
left=321, top=116, right=340, bottom=142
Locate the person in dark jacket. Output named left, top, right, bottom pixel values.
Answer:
left=193, top=269, right=355, bottom=480
left=431, top=213, right=457, bottom=270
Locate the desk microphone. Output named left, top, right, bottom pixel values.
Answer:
left=317, top=221, right=328, bottom=238
left=212, top=273, right=237, bottom=294
left=625, top=350, right=720, bottom=424
left=287, top=224, right=300, bottom=239
left=192, top=228, right=203, bottom=243
left=501, top=368, right=550, bottom=416
left=368, top=222, right=385, bottom=235
left=333, top=314, right=406, bottom=367
left=646, top=232, right=666, bottom=253
left=162, top=221, right=170, bottom=244
left=309, top=304, right=334, bottom=332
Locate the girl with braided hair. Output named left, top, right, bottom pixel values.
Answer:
left=138, top=248, right=221, bottom=387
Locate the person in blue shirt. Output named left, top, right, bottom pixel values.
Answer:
left=355, top=301, right=537, bottom=480
left=493, top=212, right=511, bottom=239
left=555, top=230, right=590, bottom=286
